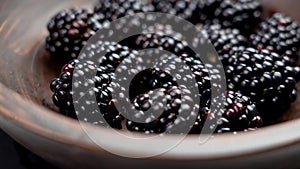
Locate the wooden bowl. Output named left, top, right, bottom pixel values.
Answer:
left=1, top=0, right=300, bottom=168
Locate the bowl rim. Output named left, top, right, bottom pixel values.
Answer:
left=1, top=82, right=300, bottom=160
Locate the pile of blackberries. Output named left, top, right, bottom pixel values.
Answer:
left=47, top=0, right=300, bottom=134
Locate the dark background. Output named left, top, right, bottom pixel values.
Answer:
left=0, top=130, right=59, bottom=169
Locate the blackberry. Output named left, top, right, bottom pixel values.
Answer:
left=250, top=13, right=300, bottom=63
left=214, top=0, right=262, bottom=34
left=46, top=8, right=109, bottom=63
left=190, top=91, right=263, bottom=133
left=223, top=47, right=299, bottom=122
left=50, top=59, right=78, bottom=118
left=151, top=0, right=198, bottom=22
left=126, top=69, right=181, bottom=133
left=216, top=91, right=263, bottom=133
left=94, top=0, right=155, bottom=21
left=50, top=42, right=135, bottom=129
left=200, top=24, right=248, bottom=55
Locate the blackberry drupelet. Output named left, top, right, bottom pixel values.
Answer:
left=151, top=0, right=198, bottom=22
left=214, top=0, right=262, bottom=34
left=200, top=24, right=248, bottom=55
left=111, top=0, right=154, bottom=19
left=190, top=91, right=263, bottom=134
left=250, top=13, right=300, bottom=63
left=191, top=0, right=223, bottom=24
left=223, top=47, right=299, bottom=122
left=94, top=0, right=155, bottom=21
left=121, top=33, right=191, bottom=56
left=93, top=0, right=120, bottom=20
left=46, top=8, right=109, bottom=63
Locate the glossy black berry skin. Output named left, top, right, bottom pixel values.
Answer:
left=50, top=43, right=136, bottom=129
left=93, top=0, right=119, bottom=20
left=200, top=24, right=248, bottom=55
left=214, top=0, right=262, bottom=34
left=192, top=0, right=262, bottom=34
left=250, top=13, right=300, bottom=63
left=191, top=0, right=223, bottom=25
left=217, top=91, right=263, bottom=133
left=152, top=0, right=198, bottom=22
left=50, top=59, right=78, bottom=118
left=95, top=0, right=154, bottom=21
left=46, top=8, right=109, bottom=63
left=126, top=69, right=180, bottom=134
left=190, top=91, right=263, bottom=134
left=223, top=47, right=299, bottom=122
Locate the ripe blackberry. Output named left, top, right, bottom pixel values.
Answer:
left=50, top=59, right=78, bottom=118
left=199, top=24, right=248, bottom=55
left=126, top=69, right=181, bottom=133
left=151, top=0, right=198, bottom=22
left=46, top=8, right=109, bottom=63
left=94, top=0, right=155, bottom=21
left=50, top=42, right=136, bottom=129
left=190, top=91, right=263, bottom=133
left=223, top=47, right=299, bottom=121
left=214, top=0, right=262, bottom=34
left=250, top=13, right=300, bottom=63
left=216, top=91, right=263, bottom=133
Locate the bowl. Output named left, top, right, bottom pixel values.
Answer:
left=1, top=0, right=300, bottom=168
